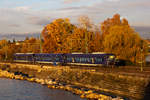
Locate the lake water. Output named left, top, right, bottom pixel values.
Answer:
left=0, top=78, right=86, bottom=100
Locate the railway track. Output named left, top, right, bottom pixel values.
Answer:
left=69, top=65, right=150, bottom=77
left=1, top=61, right=150, bottom=77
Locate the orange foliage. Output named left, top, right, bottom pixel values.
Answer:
left=91, top=32, right=103, bottom=52
left=42, top=18, right=75, bottom=53
left=21, top=37, right=40, bottom=53
left=40, top=14, right=148, bottom=64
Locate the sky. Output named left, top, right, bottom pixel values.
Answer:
left=0, top=0, right=150, bottom=34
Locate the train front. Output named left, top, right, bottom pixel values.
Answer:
left=106, top=54, right=116, bottom=66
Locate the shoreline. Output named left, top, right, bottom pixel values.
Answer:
left=0, top=70, right=123, bottom=100
left=0, top=63, right=149, bottom=100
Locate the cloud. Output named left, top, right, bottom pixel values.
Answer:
left=27, top=16, right=52, bottom=26
left=59, top=6, right=85, bottom=11
left=127, top=1, right=150, bottom=8
left=8, top=24, right=20, bottom=27
left=107, top=0, right=120, bottom=2
left=63, top=0, right=81, bottom=4
left=63, top=0, right=120, bottom=4
left=0, top=0, right=150, bottom=34
left=133, top=26, right=150, bottom=39
left=14, top=6, right=31, bottom=11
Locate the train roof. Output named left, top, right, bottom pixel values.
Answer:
left=14, top=53, right=115, bottom=56
left=71, top=52, right=83, bottom=54
left=92, top=52, right=107, bottom=54
left=15, top=53, right=34, bottom=54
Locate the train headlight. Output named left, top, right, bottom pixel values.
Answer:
left=109, top=55, right=115, bottom=59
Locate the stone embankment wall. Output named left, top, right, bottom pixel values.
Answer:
left=0, top=62, right=150, bottom=100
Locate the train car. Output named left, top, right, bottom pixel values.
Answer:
left=64, top=52, right=115, bottom=66
left=34, top=53, right=64, bottom=65
left=13, top=52, right=116, bottom=66
left=14, top=53, right=35, bottom=63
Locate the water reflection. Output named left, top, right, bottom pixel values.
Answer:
left=0, top=78, right=86, bottom=100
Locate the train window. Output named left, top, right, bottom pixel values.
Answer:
left=55, top=57, right=59, bottom=61
left=95, top=58, right=103, bottom=62
left=104, top=56, right=107, bottom=59
left=43, top=56, right=52, bottom=61
left=80, top=57, right=91, bottom=63
left=67, top=57, right=72, bottom=62
left=16, top=56, right=21, bottom=60
left=26, top=56, right=29, bottom=61
left=80, top=57, right=84, bottom=62
left=21, top=56, right=24, bottom=60
left=35, top=56, right=40, bottom=61
left=74, top=57, right=80, bottom=62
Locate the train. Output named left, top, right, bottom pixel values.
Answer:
left=13, top=52, right=116, bottom=67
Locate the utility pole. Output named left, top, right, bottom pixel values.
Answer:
left=40, top=34, right=43, bottom=53
left=84, top=25, right=88, bottom=54
left=5, top=47, right=7, bottom=61
left=141, top=48, right=143, bottom=72
left=140, top=40, right=144, bottom=72
left=4, top=40, right=8, bottom=61
left=70, top=38, right=72, bottom=53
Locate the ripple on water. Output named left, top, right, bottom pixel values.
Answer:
left=0, top=78, right=86, bottom=100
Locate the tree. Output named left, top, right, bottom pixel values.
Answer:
left=91, top=31, right=103, bottom=52
left=101, top=13, right=128, bottom=38
left=65, top=27, right=96, bottom=53
left=78, top=15, right=93, bottom=30
left=42, top=35, right=57, bottom=53
left=100, top=13, right=148, bottom=64
left=42, top=18, right=75, bottom=53
left=66, top=28, right=88, bottom=53
left=0, top=40, right=8, bottom=60
left=78, top=16, right=94, bottom=53
left=21, top=37, right=40, bottom=53
left=0, top=39, right=21, bottom=60
left=103, top=25, right=147, bottom=63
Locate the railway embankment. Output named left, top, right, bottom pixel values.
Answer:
left=0, top=62, right=150, bottom=100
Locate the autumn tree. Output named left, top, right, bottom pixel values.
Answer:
left=91, top=31, right=103, bottom=52
left=65, top=27, right=95, bottom=53
left=78, top=16, right=94, bottom=53
left=21, top=37, right=40, bottom=53
left=42, top=35, right=57, bottom=53
left=0, top=39, right=22, bottom=60
left=0, top=40, right=8, bottom=60
left=5, top=43, right=22, bottom=60
left=42, top=18, right=75, bottom=53
left=101, top=13, right=125, bottom=38
left=102, top=14, right=148, bottom=64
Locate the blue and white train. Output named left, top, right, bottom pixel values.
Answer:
left=13, top=52, right=116, bottom=66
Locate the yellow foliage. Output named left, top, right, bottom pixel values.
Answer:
left=103, top=25, right=147, bottom=63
